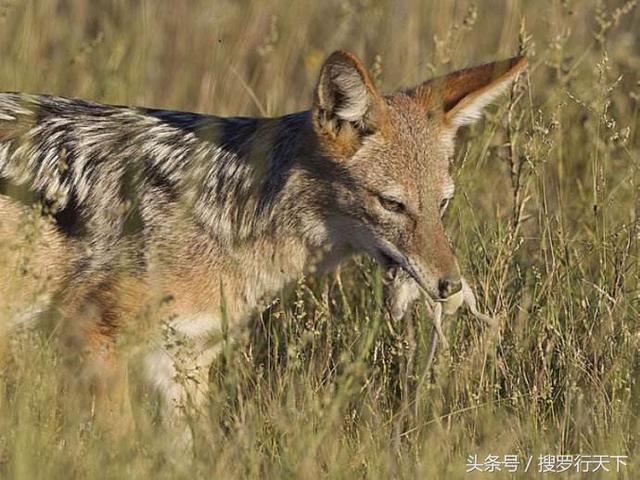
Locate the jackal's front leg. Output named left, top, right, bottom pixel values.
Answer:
left=133, top=328, right=222, bottom=449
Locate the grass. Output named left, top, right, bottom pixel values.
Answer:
left=1, top=0, right=640, bottom=478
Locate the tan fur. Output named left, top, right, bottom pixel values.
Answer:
left=0, top=197, right=76, bottom=322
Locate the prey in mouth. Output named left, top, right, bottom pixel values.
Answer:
left=384, top=265, right=497, bottom=355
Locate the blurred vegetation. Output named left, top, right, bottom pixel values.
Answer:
left=1, top=0, right=640, bottom=478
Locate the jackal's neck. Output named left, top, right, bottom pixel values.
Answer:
left=164, top=110, right=335, bottom=319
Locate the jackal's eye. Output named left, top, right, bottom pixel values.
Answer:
left=378, top=195, right=406, bottom=214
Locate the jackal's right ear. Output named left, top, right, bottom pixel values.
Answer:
left=414, top=56, right=527, bottom=130
left=313, top=51, right=386, bottom=142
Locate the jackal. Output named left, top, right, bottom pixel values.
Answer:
left=0, top=50, right=526, bottom=430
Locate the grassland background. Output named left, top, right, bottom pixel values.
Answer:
left=0, top=0, right=639, bottom=478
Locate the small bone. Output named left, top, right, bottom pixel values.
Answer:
left=441, top=289, right=464, bottom=315
left=461, top=277, right=498, bottom=328
left=424, top=325, right=439, bottom=373
left=431, top=302, right=448, bottom=349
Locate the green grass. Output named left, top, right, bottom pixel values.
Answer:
left=1, top=0, right=640, bottom=478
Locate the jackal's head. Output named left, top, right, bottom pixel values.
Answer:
left=309, top=50, right=526, bottom=305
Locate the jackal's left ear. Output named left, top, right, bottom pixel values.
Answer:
left=421, top=56, right=527, bottom=129
left=313, top=51, right=385, bottom=138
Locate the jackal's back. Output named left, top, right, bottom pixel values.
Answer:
left=0, top=93, right=210, bottom=239
left=0, top=93, right=307, bottom=246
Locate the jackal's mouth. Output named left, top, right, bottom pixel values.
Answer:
left=375, top=243, right=406, bottom=271
left=375, top=244, right=437, bottom=301
left=378, top=250, right=401, bottom=269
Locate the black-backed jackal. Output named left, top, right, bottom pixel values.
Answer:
left=0, top=50, right=526, bottom=438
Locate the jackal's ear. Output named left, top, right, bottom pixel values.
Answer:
left=419, top=56, right=527, bottom=129
left=313, top=51, right=385, bottom=139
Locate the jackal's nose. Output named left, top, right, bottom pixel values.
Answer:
left=438, top=275, right=462, bottom=299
